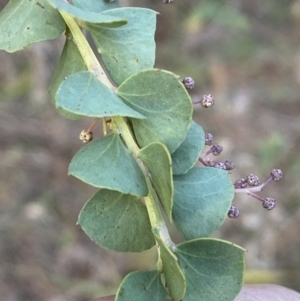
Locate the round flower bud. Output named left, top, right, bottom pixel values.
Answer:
left=215, top=162, right=226, bottom=170
left=234, top=178, right=247, bottom=188
left=205, top=133, right=213, bottom=146
left=247, top=173, right=260, bottom=186
left=228, top=205, right=240, bottom=218
left=211, top=143, right=223, bottom=156
left=79, top=130, right=93, bottom=144
left=262, top=197, right=276, bottom=210
left=182, top=77, right=195, bottom=90
left=271, top=169, right=283, bottom=181
left=201, top=94, right=214, bottom=108
left=224, top=160, right=234, bottom=170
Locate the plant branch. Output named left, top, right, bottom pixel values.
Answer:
left=86, top=118, right=100, bottom=133
left=63, top=14, right=174, bottom=250
left=235, top=177, right=273, bottom=194
left=113, top=117, right=174, bottom=249
left=60, top=12, right=115, bottom=90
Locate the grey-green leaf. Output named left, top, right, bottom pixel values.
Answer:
left=49, top=37, right=87, bottom=120
left=88, top=8, right=157, bottom=85
left=78, top=189, right=155, bottom=252
left=155, top=234, right=186, bottom=301
left=172, top=121, right=205, bottom=175
left=115, top=270, right=170, bottom=301
left=0, top=0, right=65, bottom=52
left=69, top=133, right=148, bottom=197
left=175, top=238, right=245, bottom=301
left=118, top=69, right=193, bottom=153
left=173, top=167, right=234, bottom=239
left=72, top=0, right=119, bottom=13
left=47, top=0, right=126, bottom=27
left=56, top=71, right=145, bottom=119
left=139, top=143, right=173, bottom=222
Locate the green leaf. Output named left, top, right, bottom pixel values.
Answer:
left=118, top=70, right=193, bottom=153
left=78, top=189, right=155, bottom=252
left=115, top=270, right=170, bottom=301
left=88, top=8, right=157, bottom=85
left=0, top=0, right=65, bottom=52
left=56, top=71, right=145, bottom=119
left=175, top=238, right=245, bottom=301
left=173, top=167, right=234, bottom=239
left=69, top=133, right=148, bottom=197
left=49, top=37, right=87, bottom=120
left=47, top=0, right=126, bottom=27
left=172, top=121, right=205, bottom=175
left=139, top=143, right=173, bottom=222
left=155, top=234, right=186, bottom=301
left=72, top=0, right=119, bottom=13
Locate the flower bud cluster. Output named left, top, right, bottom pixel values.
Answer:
left=183, top=76, right=283, bottom=220
left=233, top=169, right=283, bottom=216
left=228, top=205, right=240, bottom=218
left=79, top=130, right=93, bottom=144
left=246, top=174, right=260, bottom=186
left=271, top=169, right=283, bottom=181
left=182, top=77, right=195, bottom=90
left=199, top=137, right=234, bottom=171
left=181, top=76, right=215, bottom=108
left=193, top=94, right=215, bottom=108
left=198, top=132, right=282, bottom=218
left=205, top=133, right=213, bottom=146
left=262, top=197, right=276, bottom=210
left=201, top=94, right=214, bottom=108
left=210, top=143, right=223, bottom=156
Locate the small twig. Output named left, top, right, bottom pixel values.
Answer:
left=87, top=118, right=100, bottom=133
left=235, top=176, right=273, bottom=194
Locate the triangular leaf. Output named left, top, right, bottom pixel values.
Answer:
left=173, top=167, right=234, bottom=239
left=172, top=121, right=205, bottom=175
left=78, top=189, right=155, bottom=252
left=115, top=270, right=170, bottom=301
left=155, top=234, right=186, bottom=301
left=47, top=0, right=126, bottom=27
left=175, top=238, right=245, bottom=301
left=0, top=0, right=65, bottom=52
left=56, top=71, right=145, bottom=119
left=72, top=0, right=119, bottom=13
left=139, top=143, right=173, bottom=222
left=118, top=69, right=193, bottom=153
left=69, top=133, right=148, bottom=197
left=49, top=37, right=87, bottom=120
left=88, top=8, right=157, bottom=85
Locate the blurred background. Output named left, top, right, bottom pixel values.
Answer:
left=1, top=0, right=300, bottom=300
